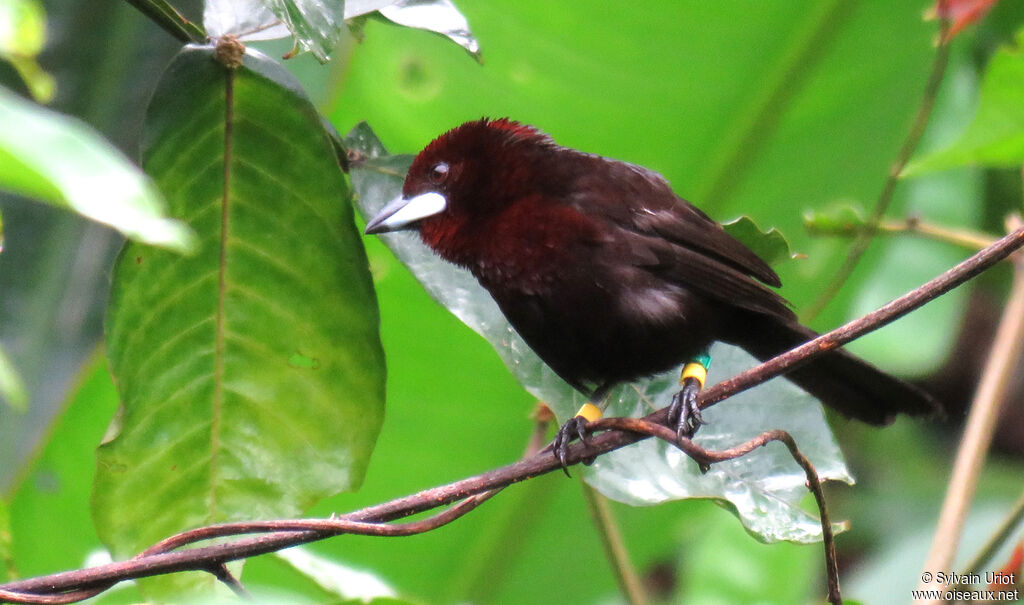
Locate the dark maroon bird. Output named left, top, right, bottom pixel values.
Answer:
left=365, top=118, right=939, bottom=461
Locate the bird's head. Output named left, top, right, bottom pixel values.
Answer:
left=364, top=118, right=559, bottom=240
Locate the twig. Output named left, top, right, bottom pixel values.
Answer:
left=3, top=223, right=1024, bottom=603
left=807, top=216, right=997, bottom=253
left=699, top=224, right=1024, bottom=413
left=208, top=564, right=249, bottom=599
left=916, top=218, right=1024, bottom=602
left=804, top=10, right=952, bottom=320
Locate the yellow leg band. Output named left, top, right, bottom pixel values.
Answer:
left=681, top=362, right=707, bottom=388
left=576, top=403, right=603, bottom=422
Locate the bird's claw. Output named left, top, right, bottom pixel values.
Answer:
left=552, top=415, right=594, bottom=477
left=668, top=377, right=705, bottom=439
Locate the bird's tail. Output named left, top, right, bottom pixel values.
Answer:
left=730, top=315, right=942, bottom=425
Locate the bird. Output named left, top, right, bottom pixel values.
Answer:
left=364, top=117, right=940, bottom=466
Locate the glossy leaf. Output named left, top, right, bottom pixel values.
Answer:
left=205, top=0, right=479, bottom=63
left=0, top=86, right=194, bottom=252
left=97, top=45, right=385, bottom=595
left=906, top=29, right=1024, bottom=174
left=375, top=0, right=480, bottom=60
left=347, top=122, right=852, bottom=543
left=205, top=0, right=345, bottom=61
left=204, top=0, right=288, bottom=42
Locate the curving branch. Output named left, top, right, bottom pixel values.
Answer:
left=2, top=224, right=1023, bottom=604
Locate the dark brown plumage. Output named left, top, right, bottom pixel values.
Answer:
left=366, top=118, right=940, bottom=441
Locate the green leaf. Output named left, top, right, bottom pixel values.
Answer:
left=347, top=123, right=851, bottom=544
left=96, top=45, right=385, bottom=596
left=0, top=85, right=195, bottom=252
left=722, top=215, right=800, bottom=266
left=906, top=29, right=1024, bottom=174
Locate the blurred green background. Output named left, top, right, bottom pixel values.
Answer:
left=2, top=1, right=1024, bottom=603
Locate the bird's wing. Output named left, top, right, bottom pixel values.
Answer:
left=569, top=156, right=793, bottom=320
left=642, top=236, right=794, bottom=320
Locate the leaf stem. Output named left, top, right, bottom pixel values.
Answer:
left=803, top=14, right=952, bottom=321
left=578, top=477, right=648, bottom=605
left=123, top=0, right=206, bottom=44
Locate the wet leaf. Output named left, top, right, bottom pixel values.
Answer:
left=205, top=0, right=345, bottom=61
left=204, top=0, right=479, bottom=62
left=375, top=0, right=480, bottom=60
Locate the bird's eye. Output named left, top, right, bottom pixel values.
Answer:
left=430, top=162, right=450, bottom=184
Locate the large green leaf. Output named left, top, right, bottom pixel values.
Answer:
left=96, top=45, right=385, bottom=595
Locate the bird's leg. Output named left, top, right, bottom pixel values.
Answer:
left=553, top=402, right=603, bottom=475
left=667, top=351, right=712, bottom=439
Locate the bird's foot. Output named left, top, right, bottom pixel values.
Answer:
left=552, top=403, right=602, bottom=476
left=668, top=378, right=704, bottom=438
left=668, top=357, right=711, bottom=439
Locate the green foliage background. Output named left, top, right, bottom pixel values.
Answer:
left=2, top=1, right=1024, bottom=604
